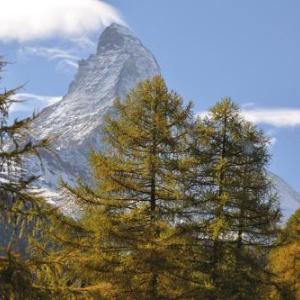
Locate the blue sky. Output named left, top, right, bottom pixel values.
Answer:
left=1, top=0, right=300, bottom=193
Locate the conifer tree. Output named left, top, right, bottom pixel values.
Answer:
left=46, top=75, right=211, bottom=299
left=188, top=99, right=281, bottom=299
left=0, top=59, right=50, bottom=299
left=268, top=209, right=300, bottom=300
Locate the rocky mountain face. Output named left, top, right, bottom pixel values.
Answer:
left=27, top=23, right=299, bottom=219
left=28, top=24, right=160, bottom=199
left=269, top=173, right=300, bottom=221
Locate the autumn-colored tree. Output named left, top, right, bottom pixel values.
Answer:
left=268, top=209, right=300, bottom=300
left=34, top=76, right=210, bottom=299
left=187, top=99, right=281, bottom=299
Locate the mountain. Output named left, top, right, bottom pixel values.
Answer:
left=27, top=23, right=299, bottom=219
left=269, top=172, right=300, bottom=221
left=27, top=24, right=160, bottom=203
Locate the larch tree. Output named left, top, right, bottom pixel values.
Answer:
left=45, top=75, right=210, bottom=299
left=0, top=59, right=50, bottom=299
left=268, top=209, right=300, bottom=300
left=187, top=99, right=281, bottom=299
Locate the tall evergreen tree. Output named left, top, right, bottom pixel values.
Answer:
left=187, top=99, right=281, bottom=299
left=268, top=209, right=300, bottom=300
left=44, top=75, right=211, bottom=299
left=0, top=59, right=50, bottom=299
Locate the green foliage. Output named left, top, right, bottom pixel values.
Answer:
left=268, top=209, right=300, bottom=299
left=0, top=58, right=51, bottom=299
left=185, top=99, right=281, bottom=299
left=284, top=208, right=300, bottom=242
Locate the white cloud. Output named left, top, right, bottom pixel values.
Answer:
left=55, top=59, right=79, bottom=73
left=242, top=109, right=300, bottom=127
left=14, top=93, right=62, bottom=105
left=12, top=93, right=62, bottom=112
left=57, top=59, right=79, bottom=70
left=20, top=46, right=80, bottom=70
left=21, top=47, right=79, bottom=62
left=0, top=0, right=124, bottom=42
left=198, top=108, right=300, bottom=128
left=71, top=36, right=97, bottom=49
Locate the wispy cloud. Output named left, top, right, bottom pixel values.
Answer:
left=242, top=108, right=300, bottom=127
left=19, top=46, right=80, bottom=71
left=0, top=0, right=124, bottom=42
left=56, top=59, right=79, bottom=71
left=71, top=36, right=97, bottom=49
left=11, top=93, right=62, bottom=113
left=21, top=47, right=79, bottom=62
left=198, top=107, right=300, bottom=128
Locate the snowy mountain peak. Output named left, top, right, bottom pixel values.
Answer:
left=27, top=23, right=160, bottom=194
left=97, top=24, right=141, bottom=53
left=32, top=23, right=160, bottom=142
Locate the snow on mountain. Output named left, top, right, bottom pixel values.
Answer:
left=26, top=23, right=299, bottom=220
left=27, top=23, right=160, bottom=198
left=269, top=172, right=300, bottom=221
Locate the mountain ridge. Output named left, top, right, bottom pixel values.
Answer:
left=27, top=23, right=160, bottom=197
